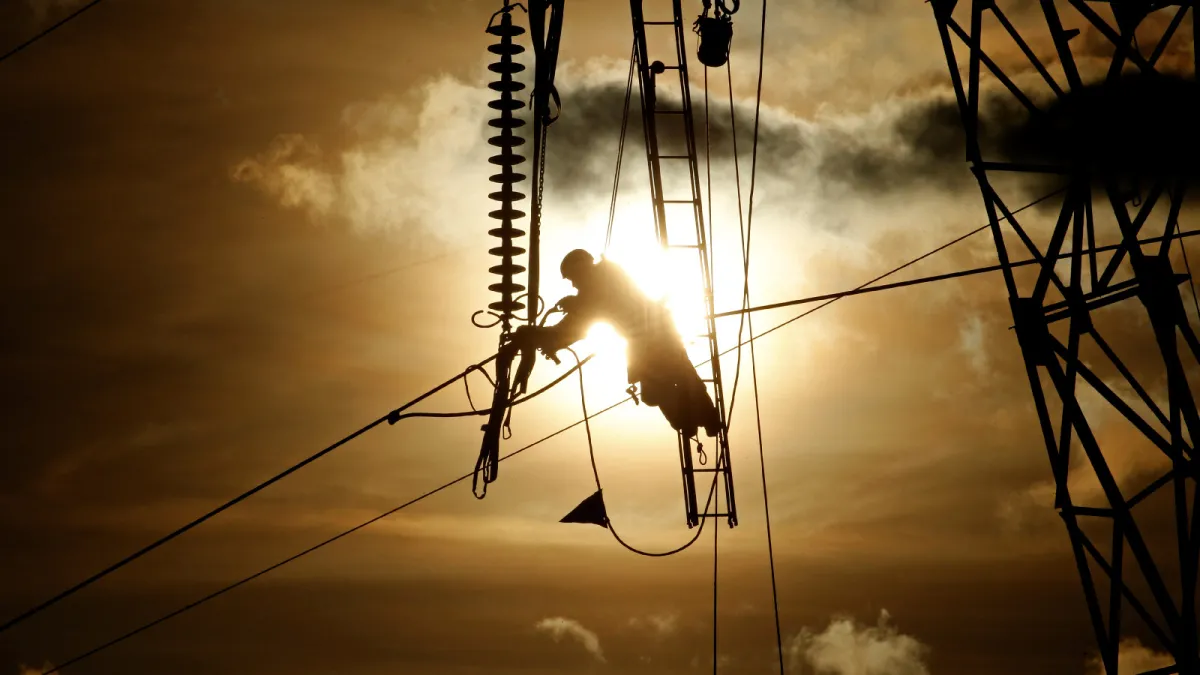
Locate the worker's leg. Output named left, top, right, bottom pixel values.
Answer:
left=672, top=359, right=722, bottom=437
left=644, top=378, right=697, bottom=436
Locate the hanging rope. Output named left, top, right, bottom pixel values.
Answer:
left=712, top=458, right=720, bottom=675
left=566, top=348, right=717, bottom=556
left=737, top=1, right=786, bottom=672
left=703, top=60, right=721, bottom=675
left=721, top=62, right=752, bottom=430
left=604, top=41, right=637, bottom=254
left=704, top=66, right=716, bottom=279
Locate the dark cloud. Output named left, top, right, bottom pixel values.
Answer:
left=542, top=69, right=1200, bottom=203
left=537, top=78, right=981, bottom=201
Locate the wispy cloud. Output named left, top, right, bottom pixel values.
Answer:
left=232, top=76, right=493, bottom=240
left=534, top=616, right=605, bottom=662
left=628, top=611, right=679, bottom=637
left=787, top=610, right=930, bottom=675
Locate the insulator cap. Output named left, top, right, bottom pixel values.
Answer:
left=488, top=172, right=527, bottom=184
left=488, top=135, right=527, bottom=147
left=487, top=118, right=526, bottom=129
left=488, top=189, right=526, bottom=202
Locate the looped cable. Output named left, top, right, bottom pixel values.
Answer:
left=466, top=353, right=597, bottom=499
left=471, top=310, right=505, bottom=329
left=463, top=363, right=497, bottom=412
left=514, top=293, right=547, bottom=322
left=502, top=402, right=515, bottom=440
left=564, top=348, right=717, bottom=557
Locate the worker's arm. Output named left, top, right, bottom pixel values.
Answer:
left=538, top=297, right=591, bottom=354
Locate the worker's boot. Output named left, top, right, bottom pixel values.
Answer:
left=682, top=377, right=722, bottom=437
left=702, top=408, right=722, bottom=438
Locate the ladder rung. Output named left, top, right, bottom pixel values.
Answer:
left=654, top=110, right=685, bottom=115
left=654, top=154, right=690, bottom=159
left=691, top=468, right=731, bottom=473
left=643, top=20, right=676, bottom=25
left=663, top=199, right=696, bottom=203
left=669, top=244, right=701, bottom=249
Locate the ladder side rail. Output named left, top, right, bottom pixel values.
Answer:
left=630, top=1, right=671, bottom=247
left=668, top=0, right=737, bottom=526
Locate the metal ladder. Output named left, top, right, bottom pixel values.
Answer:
left=629, top=0, right=737, bottom=528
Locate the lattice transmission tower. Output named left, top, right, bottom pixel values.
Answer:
left=930, top=1, right=1199, bottom=673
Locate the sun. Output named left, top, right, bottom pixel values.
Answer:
left=573, top=234, right=711, bottom=363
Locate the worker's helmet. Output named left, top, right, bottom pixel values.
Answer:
left=560, top=249, right=595, bottom=283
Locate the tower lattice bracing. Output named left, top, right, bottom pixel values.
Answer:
left=931, top=1, right=1199, bottom=672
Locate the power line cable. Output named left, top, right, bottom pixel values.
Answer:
left=604, top=41, right=637, bottom=254
left=41, top=388, right=625, bottom=675
left=738, top=1, right=785, bottom=673
left=0, top=0, right=107, bottom=66
left=1, top=350, right=594, bottom=637
left=712, top=479, right=720, bottom=675
left=731, top=187, right=1067, bottom=343
left=703, top=55, right=721, bottom=675
left=722, top=58, right=752, bottom=430
left=711, top=225, right=1200, bottom=319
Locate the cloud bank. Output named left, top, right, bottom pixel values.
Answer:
left=231, top=58, right=986, bottom=240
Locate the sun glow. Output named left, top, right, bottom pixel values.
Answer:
left=574, top=234, right=711, bottom=364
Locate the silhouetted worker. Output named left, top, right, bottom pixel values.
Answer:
left=536, top=249, right=722, bottom=438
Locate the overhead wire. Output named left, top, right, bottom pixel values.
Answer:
left=39, top=389, right=630, bottom=675
left=734, top=186, right=1066, bottom=343
left=0, top=350, right=593, bottom=638
left=722, top=58, right=751, bottom=429
left=736, top=0, right=785, bottom=672
left=34, top=201, right=1082, bottom=671
left=0, top=0, right=107, bottom=65
left=604, top=40, right=637, bottom=254
left=712, top=224, right=1200, bottom=319
left=703, top=57, right=720, bottom=675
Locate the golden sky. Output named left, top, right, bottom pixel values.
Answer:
left=0, top=1, right=1196, bottom=674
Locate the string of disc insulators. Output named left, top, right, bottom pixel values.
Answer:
left=485, top=6, right=528, bottom=333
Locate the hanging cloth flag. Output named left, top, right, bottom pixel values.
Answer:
left=560, top=490, right=609, bottom=528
